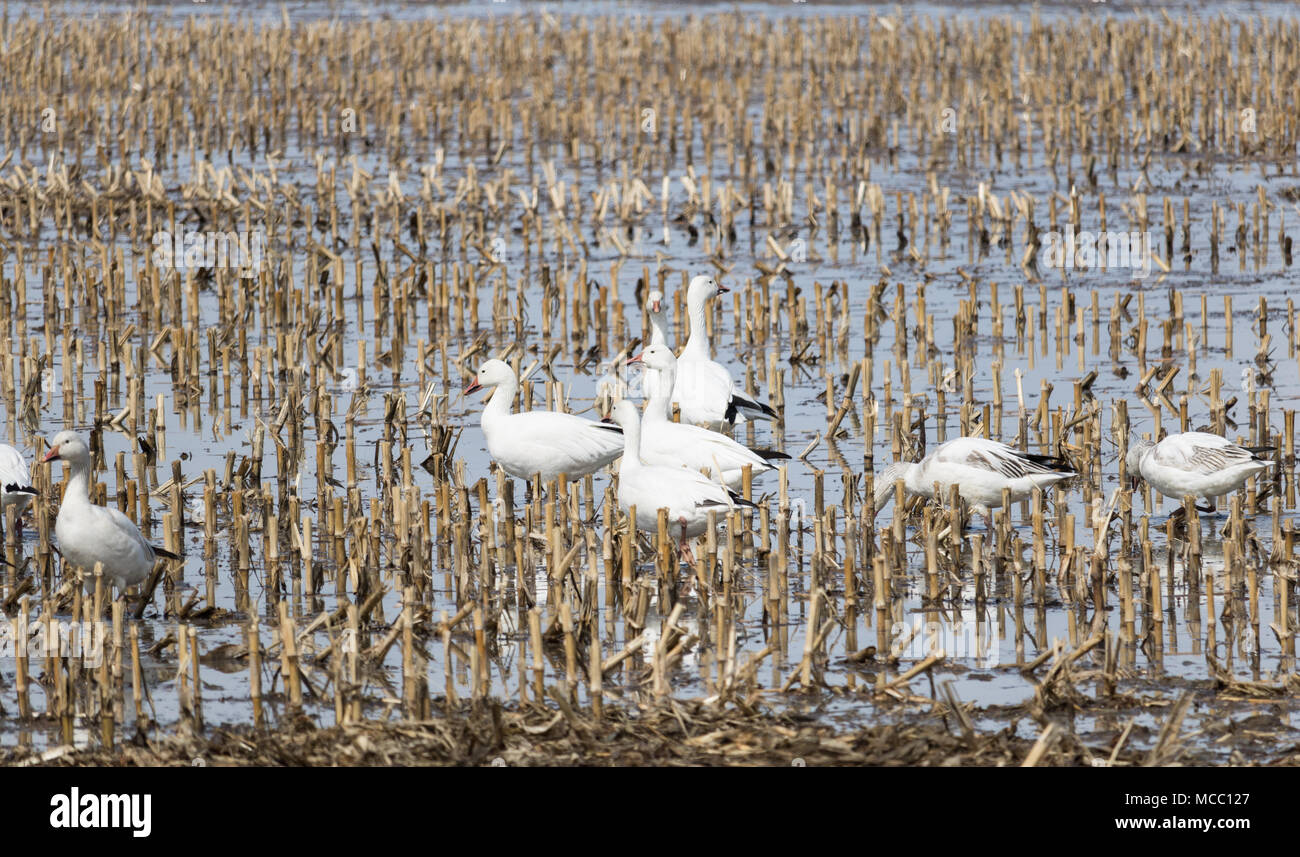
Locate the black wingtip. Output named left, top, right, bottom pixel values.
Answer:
left=594, top=422, right=623, bottom=434
left=751, top=448, right=791, bottom=462
left=1018, top=451, right=1076, bottom=474
left=153, top=546, right=184, bottom=561
left=730, top=393, right=778, bottom=421
left=4, top=483, right=37, bottom=495
left=727, top=491, right=759, bottom=509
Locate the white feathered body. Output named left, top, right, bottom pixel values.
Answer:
left=638, top=360, right=777, bottom=489
left=1134, top=431, right=1270, bottom=501
left=881, top=437, right=1074, bottom=515
left=610, top=399, right=738, bottom=539
left=619, top=462, right=735, bottom=538
left=482, top=407, right=624, bottom=483
left=57, top=497, right=157, bottom=590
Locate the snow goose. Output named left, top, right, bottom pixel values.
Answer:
left=0, top=443, right=36, bottom=533
left=609, top=399, right=756, bottom=565
left=674, top=274, right=777, bottom=429
left=465, top=359, right=624, bottom=484
left=873, top=436, right=1075, bottom=528
left=1126, top=431, right=1273, bottom=510
left=43, top=431, right=181, bottom=594
left=628, top=344, right=787, bottom=489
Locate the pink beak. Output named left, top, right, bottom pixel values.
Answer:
left=42, top=446, right=60, bottom=463
left=626, top=352, right=644, bottom=366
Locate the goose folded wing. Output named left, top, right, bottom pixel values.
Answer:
left=656, top=468, right=733, bottom=507
left=1164, top=441, right=1256, bottom=473
left=80, top=505, right=158, bottom=566
left=959, top=445, right=1073, bottom=479
left=514, top=412, right=624, bottom=458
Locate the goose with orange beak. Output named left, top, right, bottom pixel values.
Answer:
left=464, top=359, right=624, bottom=484
left=43, top=431, right=181, bottom=595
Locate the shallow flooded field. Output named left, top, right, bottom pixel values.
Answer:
left=2, top=0, right=1300, bottom=765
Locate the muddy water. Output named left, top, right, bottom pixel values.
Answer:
left=1, top=1, right=1298, bottom=762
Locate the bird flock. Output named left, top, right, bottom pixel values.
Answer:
left=0, top=276, right=1277, bottom=604
left=465, top=274, right=1277, bottom=565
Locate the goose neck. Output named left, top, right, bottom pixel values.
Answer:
left=618, top=417, right=643, bottom=474
left=649, top=311, right=668, bottom=347
left=682, top=292, right=711, bottom=361
left=481, top=377, right=518, bottom=428
left=643, top=364, right=675, bottom=424
left=62, top=457, right=92, bottom=504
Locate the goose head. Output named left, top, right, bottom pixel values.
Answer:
left=609, top=398, right=641, bottom=430
left=1125, top=437, right=1154, bottom=490
left=43, top=430, right=90, bottom=466
left=464, top=359, right=515, bottom=395
left=873, top=461, right=913, bottom=516
left=686, top=274, right=728, bottom=304
left=647, top=289, right=664, bottom=313
left=627, top=343, right=676, bottom=372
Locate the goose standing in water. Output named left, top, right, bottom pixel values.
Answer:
left=44, top=431, right=181, bottom=594
left=628, top=344, right=787, bottom=489
left=465, top=359, right=624, bottom=484
left=873, top=436, right=1075, bottom=532
left=608, top=399, right=755, bottom=565
left=1126, top=431, right=1273, bottom=510
left=672, top=275, right=777, bottom=430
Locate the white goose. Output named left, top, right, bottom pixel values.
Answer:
left=44, top=431, right=180, bottom=593
left=628, top=344, right=787, bottom=489
left=673, top=274, right=777, bottom=430
left=873, top=436, right=1075, bottom=529
left=1126, top=431, right=1273, bottom=510
left=609, top=399, right=756, bottom=564
left=465, top=359, right=624, bottom=483
left=0, top=443, right=36, bottom=534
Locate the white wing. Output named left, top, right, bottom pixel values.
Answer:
left=1154, top=432, right=1261, bottom=475
left=492, top=411, right=624, bottom=473
left=932, top=437, right=1073, bottom=479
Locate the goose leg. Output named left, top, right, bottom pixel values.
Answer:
left=678, top=519, right=696, bottom=567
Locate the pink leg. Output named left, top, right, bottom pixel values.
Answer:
left=678, top=519, right=696, bottom=567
